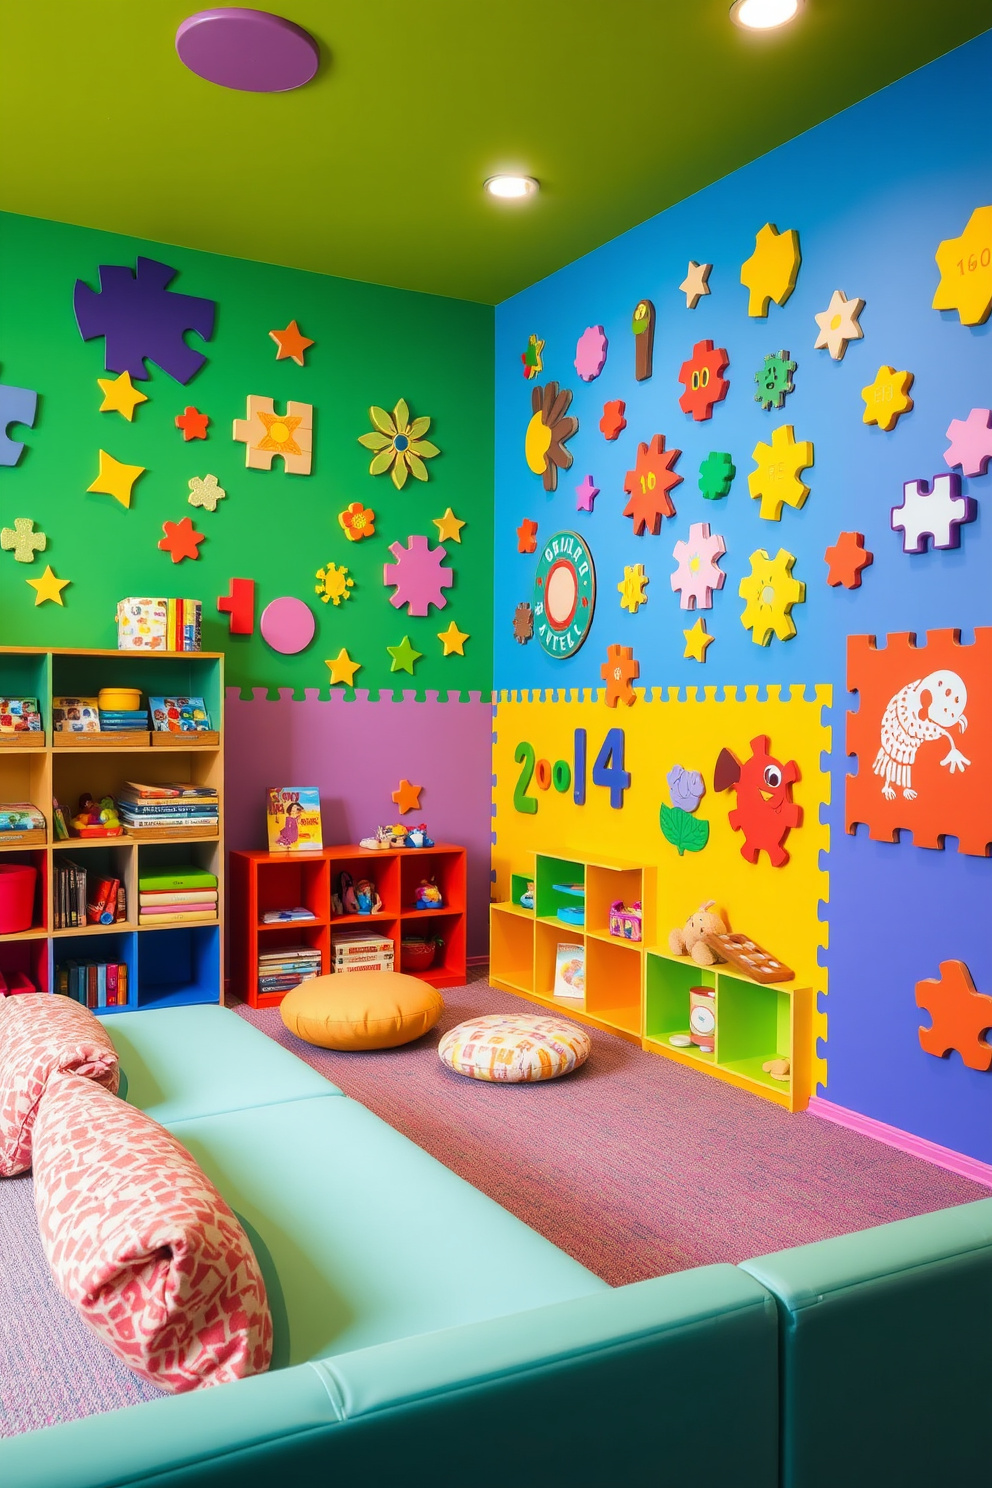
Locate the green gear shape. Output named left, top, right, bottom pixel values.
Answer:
left=754, top=349, right=797, bottom=411
left=698, top=450, right=736, bottom=501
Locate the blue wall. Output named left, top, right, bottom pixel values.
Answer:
left=495, top=35, right=991, bottom=1161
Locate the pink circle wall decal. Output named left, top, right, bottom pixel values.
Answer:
left=260, top=596, right=316, bottom=654
left=176, top=10, right=319, bottom=93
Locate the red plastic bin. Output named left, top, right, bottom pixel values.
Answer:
left=0, top=863, right=38, bottom=934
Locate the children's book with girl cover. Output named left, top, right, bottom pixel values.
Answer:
left=266, top=787, right=322, bottom=851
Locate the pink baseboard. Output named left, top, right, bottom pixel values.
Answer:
left=808, top=1096, right=992, bottom=1189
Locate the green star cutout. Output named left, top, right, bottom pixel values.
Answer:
left=386, top=635, right=423, bottom=675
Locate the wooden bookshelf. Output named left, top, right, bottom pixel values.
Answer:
left=0, top=647, right=223, bottom=1013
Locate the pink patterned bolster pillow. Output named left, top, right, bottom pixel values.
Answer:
left=0, top=991, right=120, bottom=1176
left=33, top=1071, right=273, bottom=1393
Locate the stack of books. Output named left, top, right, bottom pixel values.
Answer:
left=139, top=864, right=218, bottom=925
left=331, top=930, right=395, bottom=974
left=117, top=782, right=219, bottom=839
left=166, top=599, right=202, bottom=653
left=98, top=708, right=149, bottom=733
left=115, top=598, right=202, bottom=652
left=55, top=959, right=128, bottom=1008
left=257, top=945, right=322, bottom=996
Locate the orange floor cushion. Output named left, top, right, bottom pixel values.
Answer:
left=280, top=972, right=444, bottom=1051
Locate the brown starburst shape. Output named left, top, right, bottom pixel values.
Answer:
left=525, top=381, right=578, bottom=493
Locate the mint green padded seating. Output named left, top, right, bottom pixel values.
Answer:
left=742, top=1199, right=992, bottom=1487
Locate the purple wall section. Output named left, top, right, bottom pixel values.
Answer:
left=224, top=689, right=494, bottom=957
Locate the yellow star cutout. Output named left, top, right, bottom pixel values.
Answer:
left=813, top=289, right=865, bottom=361
left=96, top=371, right=148, bottom=421
left=683, top=618, right=713, bottom=662
left=932, top=206, right=992, bottom=326
left=437, top=620, right=469, bottom=656
left=740, top=223, right=801, bottom=317
left=325, top=648, right=361, bottom=687
left=861, top=365, right=915, bottom=432
left=433, top=508, right=466, bottom=543
left=748, top=424, right=814, bottom=521
left=87, top=449, right=145, bottom=508
left=679, top=261, right=712, bottom=309
left=26, top=565, right=70, bottom=606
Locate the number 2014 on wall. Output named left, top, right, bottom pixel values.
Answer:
left=513, top=728, right=629, bottom=814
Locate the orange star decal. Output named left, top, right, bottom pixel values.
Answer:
left=269, top=320, right=314, bottom=365
left=391, top=778, right=422, bottom=815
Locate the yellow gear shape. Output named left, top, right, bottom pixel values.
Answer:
left=315, top=561, right=355, bottom=606
left=617, top=563, right=649, bottom=613
left=932, top=206, right=992, bottom=327
left=739, top=548, right=805, bottom=646
left=748, top=424, right=814, bottom=521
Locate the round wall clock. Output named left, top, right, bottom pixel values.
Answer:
left=533, top=530, right=596, bottom=658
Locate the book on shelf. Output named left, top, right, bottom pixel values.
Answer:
left=139, top=908, right=218, bottom=925
left=266, top=787, right=322, bottom=852
left=121, top=781, right=218, bottom=801
left=553, top=943, right=585, bottom=1000
left=56, top=959, right=128, bottom=1008
left=118, top=798, right=218, bottom=816
left=52, top=799, right=69, bottom=840
left=149, top=696, right=211, bottom=732
left=0, top=697, right=42, bottom=732
left=138, top=865, right=218, bottom=892
left=139, top=889, right=218, bottom=906
left=54, top=859, right=89, bottom=930
left=52, top=697, right=100, bottom=732
left=98, top=710, right=150, bottom=732
left=262, top=907, right=316, bottom=922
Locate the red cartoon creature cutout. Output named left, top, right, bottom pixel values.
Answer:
left=714, top=735, right=802, bottom=867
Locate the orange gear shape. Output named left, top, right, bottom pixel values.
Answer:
left=601, top=643, right=639, bottom=708
left=677, top=340, right=730, bottom=422
left=622, top=435, right=682, bottom=536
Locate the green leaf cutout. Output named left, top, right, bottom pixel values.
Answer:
left=660, top=804, right=710, bottom=857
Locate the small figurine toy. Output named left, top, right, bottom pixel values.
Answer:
left=354, top=878, right=382, bottom=915
left=70, top=792, right=123, bottom=837
left=406, top=824, right=435, bottom=848
left=414, top=878, right=443, bottom=909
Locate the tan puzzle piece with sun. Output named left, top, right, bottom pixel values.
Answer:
left=233, top=395, right=313, bottom=474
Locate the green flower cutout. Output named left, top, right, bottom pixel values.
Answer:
left=358, top=399, right=440, bottom=490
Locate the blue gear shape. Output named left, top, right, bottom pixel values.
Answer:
left=754, top=349, right=797, bottom=411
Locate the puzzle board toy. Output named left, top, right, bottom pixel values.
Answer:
left=73, top=258, right=216, bottom=383
left=702, top=931, right=795, bottom=984
left=916, top=960, right=992, bottom=1071
left=714, top=734, right=802, bottom=867
left=846, top=629, right=992, bottom=856
left=233, top=396, right=313, bottom=474
left=0, top=382, right=38, bottom=465
left=890, top=474, right=976, bottom=553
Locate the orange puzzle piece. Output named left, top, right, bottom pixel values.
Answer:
left=601, top=643, right=639, bottom=707
left=916, top=960, right=992, bottom=1071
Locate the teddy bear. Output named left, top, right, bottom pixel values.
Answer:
left=668, top=900, right=728, bottom=966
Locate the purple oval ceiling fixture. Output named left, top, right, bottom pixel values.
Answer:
left=176, top=8, right=319, bottom=93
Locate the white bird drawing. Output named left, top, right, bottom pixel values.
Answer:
left=872, top=670, right=970, bottom=801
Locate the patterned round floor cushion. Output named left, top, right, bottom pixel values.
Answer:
left=439, top=1014, right=592, bottom=1083
left=32, top=1070, right=272, bottom=1393
left=0, top=991, right=119, bottom=1177
left=281, top=972, right=444, bottom=1050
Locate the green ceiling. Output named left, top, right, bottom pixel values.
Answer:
left=1, top=3, right=988, bottom=304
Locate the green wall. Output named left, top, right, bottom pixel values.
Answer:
left=0, top=213, right=493, bottom=697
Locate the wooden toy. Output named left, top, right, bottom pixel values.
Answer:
left=433, top=508, right=465, bottom=543
left=704, top=931, right=795, bottom=984
left=1, top=518, right=45, bottom=563
left=26, top=565, right=70, bottom=606
left=944, top=408, right=992, bottom=477
left=0, top=380, right=37, bottom=465
left=609, top=901, right=642, bottom=941
left=97, top=371, right=147, bottom=420
left=525, top=381, right=578, bottom=492
left=824, top=531, right=873, bottom=589
left=846, top=629, right=992, bottom=857
left=891, top=474, right=976, bottom=553
left=217, top=577, right=255, bottom=635
left=670, top=522, right=726, bottom=610
left=358, top=399, right=438, bottom=489
left=269, top=320, right=313, bottom=365
left=175, top=405, right=209, bottom=440
left=683, top=617, right=713, bottom=662
left=325, top=648, right=361, bottom=686
left=622, top=434, right=682, bottom=536
left=631, top=300, right=655, bottom=380
left=754, top=350, right=796, bottom=411
left=618, top=564, right=649, bottom=613
left=668, top=901, right=727, bottom=967
left=187, top=473, right=226, bottom=511
left=533, top=531, right=596, bottom=658
left=714, top=735, right=802, bottom=867
left=386, top=635, right=422, bottom=675
left=599, top=400, right=627, bottom=440
left=932, top=206, right=992, bottom=326
left=601, top=644, right=639, bottom=708
left=383, top=535, right=453, bottom=615
left=861, top=366, right=914, bottom=431
left=814, top=289, right=865, bottom=360
left=677, top=340, right=730, bottom=422
left=73, top=257, right=215, bottom=384
left=762, top=1058, right=791, bottom=1081
left=157, top=516, right=205, bottom=563
left=740, top=224, right=801, bottom=317
left=698, top=451, right=735, bottom=501
left=516, top=517, right=538, bottom=554
left=748, top=424, right=813, bottom=520
left=575, top=475, right=599, bottom=512
left=916, top=960, right=992, bottom=1071
left=259, top=596, right=316, bottom=654
left=437, top=620, right=469, bottom=656
left=513, top=602, right=534, bottom=644
left=739, top=548, right=804, bottom=645
left=314, top=561, right=354, bottom=605
left=339, top=501, right=376, bottom=541
left=521, top=334, right=545, bottom=380
left=87, top=449, right=145, bottom=508
left=234, top=395, right=313, bottom=474
left=679, top=261, right=711, bottom=309
left=391, top=779, right=422, bottom=815
left=574, top=325, right=608, bottom=382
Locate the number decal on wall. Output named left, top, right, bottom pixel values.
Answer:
left=511, top=727, right=627, bottom=812
left=513, top=741, right=538, bottom=814
left=592, top=727, right=630, bottom=809
left=574, top=728, right=587, bottom=805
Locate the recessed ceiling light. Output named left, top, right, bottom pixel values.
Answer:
left=484, top=176, right=539, bottom=201
left=730, top=0, right=803, bottom=29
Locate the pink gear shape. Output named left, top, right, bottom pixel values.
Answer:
left=383, top=534, right=453, bottom=616
left=574, top=325, right=608, bottom=382
left=943, top=408, right=992, bottom=478
left=670, top=520, right=727, bottom=610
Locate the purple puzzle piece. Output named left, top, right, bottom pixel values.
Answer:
left=890, top=473, right=977, bottom=554
left=0, top=383, right=38, bottom=466
left=73, top=258, right=216, bottom=384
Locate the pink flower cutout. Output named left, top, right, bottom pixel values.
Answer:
left=943, top=408, right=992, bottom=478
left=574, top=325, right=608, bottom=382
left=670, top=521, right=726, bottom=611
